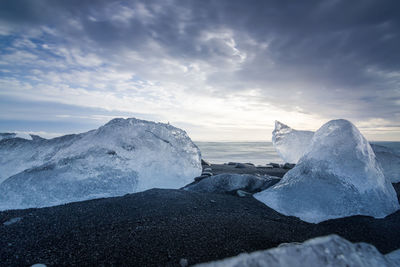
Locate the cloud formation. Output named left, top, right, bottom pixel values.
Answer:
left=0, top=0, right=399, bottom=140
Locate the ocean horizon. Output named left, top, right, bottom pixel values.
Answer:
left=195, top=141, right=400, bottom=166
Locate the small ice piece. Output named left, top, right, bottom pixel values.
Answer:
left=0, top=118, right=202, bottom=210
left=256, top=119, right=399, bottom=223
left=195, top=235, right=398, bottom=267
left=3, top=217, right=22, bottom=226
left=184, top=173, right=280, bottom=194
left=272, top=121, right=313, bottom=164
left=179, top=258, right=189, bottom=267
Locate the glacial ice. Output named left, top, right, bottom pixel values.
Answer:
left=0, top=118, right=202, bottom=210
left=272, top=121, right=313, bottom=164
left=371, top=144, right=400, bottom=183
left=0, top=133, right=16, bottom=141
left=256, top=119, right=399, bottom=223
left=195, top=235, right=399, bottom=267
left=272, top=121, right=400, bottom=183
left=386, top=249, right=400, bottom=266
left=184, top=174, right=280, bottom=194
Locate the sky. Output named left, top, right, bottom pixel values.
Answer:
left=0, top=0, right=399, bottom=141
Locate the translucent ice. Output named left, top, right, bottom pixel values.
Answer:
left=272, top=121, right=313, bottom=164
left=256, top=119, right=399, bottom=223
left=0, top=133, right=16, bottom=141
left=371, top=144, right=400, bottom=183
left=0, top=118, right=201, bottom=210
left=195, top=235, right=399, bottom=267
left=272, top=121, right=400, bottom=182
left=386, top=248, right=400, bottom=266
left=184, top=174, right=280, bottom=193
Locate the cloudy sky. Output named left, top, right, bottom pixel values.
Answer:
left=0, top=0, right=399, bottom=141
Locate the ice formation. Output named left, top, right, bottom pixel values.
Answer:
left=195, top=235, right=399, bottom=267
left=0, top=118, right=202, bottom=210
left=272, top=121, right=400, bottom=182
left=0, top=133, right=16, bottom=141
left=371, top=144, right=400, bottom=183
left=184, top=174, right=280, bottom=194
left=386, top=249, right=400, bottom=266
left=272, top=121, right=313, bottom=163
left=256, top=119, right=399, bottom=223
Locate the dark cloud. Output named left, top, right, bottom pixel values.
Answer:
left=2, top=1, right=399, bottom=66
left=0, top=0, right=399, bottom=139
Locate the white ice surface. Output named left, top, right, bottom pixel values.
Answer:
left=0, top=118, right=201, bottom=210
left=257, top=119, right=399, bottom=223
left=195, top=235, right=398, bottom=267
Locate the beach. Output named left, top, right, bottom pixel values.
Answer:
left=1, top=164, right=399, bottom=267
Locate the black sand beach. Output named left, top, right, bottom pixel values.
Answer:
left=1, top=165, right=400, bottom=267
left=207, top=163, right=288, bottom=177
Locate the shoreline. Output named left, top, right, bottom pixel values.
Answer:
left=203, top=162, right=288, bottom=178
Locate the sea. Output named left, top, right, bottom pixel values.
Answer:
left=194, top=141, right=400, bottom=166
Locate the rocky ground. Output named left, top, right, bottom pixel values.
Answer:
left=1, top=163, right=399, bottom=266
left=206, top=163, right=288, bottom=177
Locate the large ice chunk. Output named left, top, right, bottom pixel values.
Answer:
left=184, top=174, right=280, bottom=194
left=0, top=118, right=201, bottom=210
left=195, top=235, right=399, bottom=267
left=256, top=119, right=399, bottom=223
left=272, top=121, right=313, bottom=164
left=272, top=121, right=400, bottom=182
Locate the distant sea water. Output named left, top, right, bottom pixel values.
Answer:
left=195, top=141, right=400, bottom=166
left=195, top=142, right=283, bottom=165
left=372, top=142, right=400, bottom=154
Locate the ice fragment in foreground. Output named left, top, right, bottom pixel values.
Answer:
left=195, top=235, right=399, bottom=267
